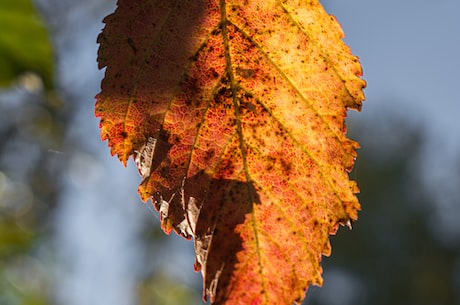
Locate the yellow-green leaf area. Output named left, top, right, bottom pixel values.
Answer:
left=0, top=0, right=54, bottom=88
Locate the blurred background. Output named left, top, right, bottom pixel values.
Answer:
left=0, top=0, right=458, bottom=304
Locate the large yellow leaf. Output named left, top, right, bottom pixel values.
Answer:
left=95, top=0, right=365, bottom=304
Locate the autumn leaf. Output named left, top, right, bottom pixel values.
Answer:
left=95, top=0, right=365, bottom=304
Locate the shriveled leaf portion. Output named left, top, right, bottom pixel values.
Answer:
left=96, top=0, right=365, bottom=304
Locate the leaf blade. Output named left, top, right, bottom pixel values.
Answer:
left=96, top=0, right=365, bottom=304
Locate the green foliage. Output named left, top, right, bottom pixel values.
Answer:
left=138, top=273, right=202, bottom=305
left=0, top=2, right=57, bottom=304
left=0, top=0, right=53, bottom=88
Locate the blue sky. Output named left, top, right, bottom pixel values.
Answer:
left=326, top=0, right=460, bottom=247
left=327, top=0, right=460, bottom=148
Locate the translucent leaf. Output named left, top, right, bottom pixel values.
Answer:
left=96, top=0, right=365, bottom=304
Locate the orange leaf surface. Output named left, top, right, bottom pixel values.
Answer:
left=95, top=0, right=365, bottom=304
